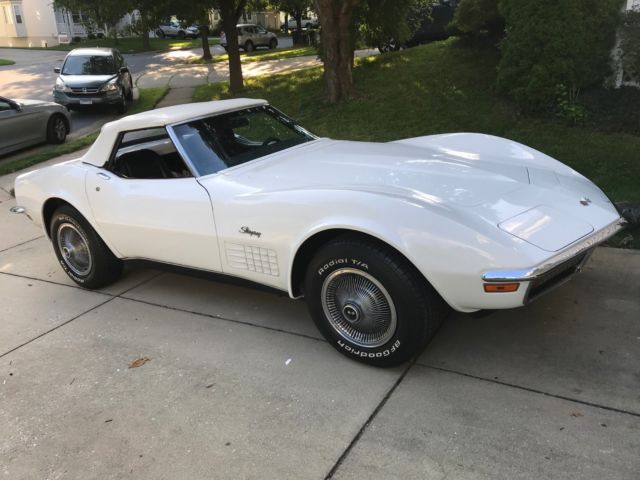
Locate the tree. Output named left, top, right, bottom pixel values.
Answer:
left=173, top=0, right=216, bottom=60
left=497, top=0, right=622, bottom=110
left=217, top=0, right=249, bottom=92
left=274, top=0, right=313, bottom=41
left=53, top=0, right=130, bottom=42
left=130, top=0, right=171, bottom=50
left=314, top=0, right=362, bottom=103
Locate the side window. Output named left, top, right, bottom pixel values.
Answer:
left=110, top=127, right=193, bottom=179
left=256, top=26, right=267, bottom=34
left=0, top=100, right=13, bottom=112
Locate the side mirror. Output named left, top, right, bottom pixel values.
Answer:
left=54, top=67, right=61, bottom=73
left=8, top=100, right=22, bottom=111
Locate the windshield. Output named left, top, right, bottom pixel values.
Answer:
left=62, top=55, right=116, bottom=75
left=171, top=106, right=316, bottom=176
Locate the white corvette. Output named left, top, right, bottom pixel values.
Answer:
left=13, top=99, right=625, bottom=366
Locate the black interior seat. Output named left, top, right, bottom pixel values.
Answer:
left=114, top=149, right=169, bottom=179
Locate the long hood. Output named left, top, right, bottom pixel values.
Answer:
left=230, top=139, right=531, bottom=207
left=223, top=137, right=621, bottom=252
left=60, top=74, right=116, bottom=88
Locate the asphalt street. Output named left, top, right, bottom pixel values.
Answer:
left=0, top=37, right=294, bottom=139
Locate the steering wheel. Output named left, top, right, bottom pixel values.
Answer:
left=263, top=137, right=281, bottom=147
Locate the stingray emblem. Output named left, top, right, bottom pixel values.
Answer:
left=239, top=226, right=262, bottom=238
left=579, top=197, right=592, bottom=206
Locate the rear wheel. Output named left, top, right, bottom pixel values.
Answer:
left=244, top=40, right=254, bottom=53
left=50, top=205, right=123, bottom=289
left=46, top=115, right=67, bottom=144
left=156, top=29, right=166, bottom=39
left=269, top=38, right=278, bottom=49
left=177, top=30, right=186, bottom=39
left=304, top=235, right=449, bottom=367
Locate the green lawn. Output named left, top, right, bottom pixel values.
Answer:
left=0, top=58, right=15, bottom=66
left=186, top=46, right=316, bottom=65
left=1, top=37, right=219, bottom=54
left=0, top=86, right=168, bottom=176
left=194, top=38, right=639, bottom=247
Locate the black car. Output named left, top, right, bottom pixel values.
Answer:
left=53, top=48, right=134, bottom=113
left=378, top=0, right=458, bottom=53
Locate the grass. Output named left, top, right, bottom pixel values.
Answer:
left=0, top=58, right=15, bottom=66
left=186, top=46, right=316, bottom=65
left=194, top=38, right=640, bottom=247
left=1, top=37, right=219, bottom=54
left=0, top=86, right=168, bottom=176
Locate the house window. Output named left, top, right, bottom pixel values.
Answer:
left=13, top=4, right=22, bottom=24
left=2, top=5, right=10, bottom=24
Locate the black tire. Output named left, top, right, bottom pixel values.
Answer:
left=269, top=38, right=278, bottom=49
left=50, top=205, right=123, bottom=289
left=244, top=40, right=254, bottom=53
left=46, top=115, right=67, bottom=144
left=115, top=89, right=127, bottom=114
left=125, top=78, right=134, bottom=100
left=304, top=235, right=449, bottom=367
left=305, top=23, right=312, bottom=29
left=157, top=29, right=165, bottom=39
left=177, top=30, right=186, bottom=39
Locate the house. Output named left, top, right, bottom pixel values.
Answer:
left=0, top=0, right=95, bottom=47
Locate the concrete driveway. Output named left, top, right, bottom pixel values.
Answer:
left=0, top=167, right=639, bottom=478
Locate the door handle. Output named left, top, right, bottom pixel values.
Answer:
left=96, top=172, right=111, bottom=180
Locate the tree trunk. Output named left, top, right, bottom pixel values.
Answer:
left=200, top=26, right=212, bottom=60
left=220, top=6, right=244, bottom=93
left=139, top=11, right=150, bottom=50
left=315, top=0, right=360, bottom=103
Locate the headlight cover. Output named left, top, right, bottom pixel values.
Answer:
left=100, top=80, right=119, bottom=92
left=54, top=78, right=71, bottom=92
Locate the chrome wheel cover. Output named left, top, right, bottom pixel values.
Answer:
left=54, top=118, right=66, bottom=140
left=56, top=223, right=92, bottom=276
left=321, top=268, right=397, bottom=348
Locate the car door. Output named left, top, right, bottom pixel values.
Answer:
left=255, top=25, right=269, bottom=45
left=85, top=127, right=222, bottom=271
left=0, top=98, right=40, bottom=154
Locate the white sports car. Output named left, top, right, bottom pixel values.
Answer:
left=13, top=99, right=625, bottom=366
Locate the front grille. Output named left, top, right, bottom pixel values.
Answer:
left=525, top=251, right=590, bottom=303
left=70, top=87, right=100, bottom=94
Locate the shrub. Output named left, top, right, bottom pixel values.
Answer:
left=497, top=0, right=622, bottom=111
left=450, top=0, right=504, bottom=37
left=619, top=8, right=640, bottom=83
left=72, top=36, right=82, bottom=43
left=87, top=33, right=96, bottom=40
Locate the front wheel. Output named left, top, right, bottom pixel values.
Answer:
left=304, top=236, right=449, bottom=367
left=50, top=205, right=123, bottom=289
left=46, top=115, right=67, bottom=144
left=244, top=40, right=254, bottom=53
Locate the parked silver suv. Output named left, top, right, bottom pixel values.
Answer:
left=220, top=24, right=278, bottom=52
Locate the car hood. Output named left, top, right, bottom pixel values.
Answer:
left=223, top=138, right=620, bottom=251
left=59, top=74, right=116, bottom=88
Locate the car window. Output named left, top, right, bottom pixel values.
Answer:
left=0, top=100, right=13, bottom=112
left=171, top=105, right=316, bottom=177
left=110, top=127, right=193, bottom=179
left=256, top=26, right=267, bottom=34
left=62, top=55, right=116, bottom=75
